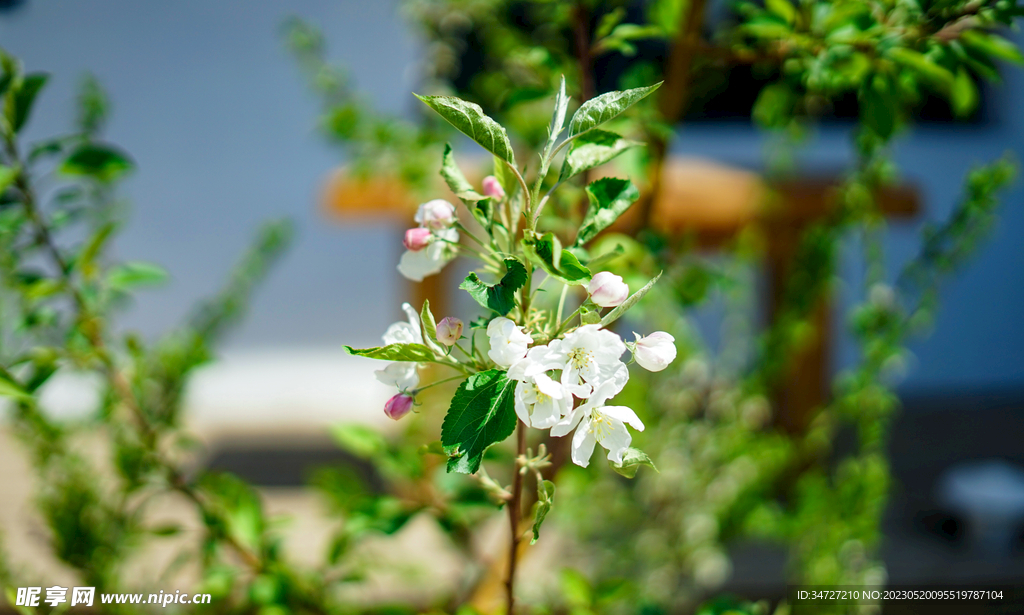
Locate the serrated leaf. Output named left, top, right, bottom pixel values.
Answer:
left=531, top=480, right=555, bottom=544
left=609, top=447, right=657, bottom=478
left=600, top=272, right=661, bottom=327
left=576, top=177, right=640, bottom=246
left=11, top=72, right=47, bottom=133
left=415, top=94, right=516, bottom=166
left=61, top=143, right=135, bottom=182
left=566, top=82, right=662, bottom=138
left=459, top=257, right=527, bottom=316
left=559, top=129, right=640, bottom=181
left=441, top=369, right=518, bottom=474
left=0, top=164, right=17, bottom=194
left=344, top=343, right=438, bottom=362
left=522, top=232, right=591, bottom=285
left=107, top=261, right=168, bottom=290
left=440, top=143, right=486, bottom=203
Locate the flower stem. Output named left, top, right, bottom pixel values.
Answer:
left=413, top=374, right=465, bottom=394
left=505, top=420, right=527, bottom=615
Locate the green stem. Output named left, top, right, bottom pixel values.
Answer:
left=414, top=374, right=466, bottom=394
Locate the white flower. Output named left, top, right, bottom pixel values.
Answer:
left=375, top=362, right=419, bottom=392
left=546, top=324, right=627, bottom=388
left=382, top=302, right=422, bottom=345
left=631, top=331, right=677, bottom=372
left=375, top=303, right=422, bottom=392
left=398, top=227, right=459, bottom=282
left=414, top=199, right=457, bottom=230
left=588, top=271, right=629, bottom=308
left=507, top=346, right=584, bottom=428
left=486, top=317, right=532, bottom=368
left=551, top=379, right=644, bottom=467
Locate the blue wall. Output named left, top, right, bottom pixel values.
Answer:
left=1, top=1, right=1021, bottom=393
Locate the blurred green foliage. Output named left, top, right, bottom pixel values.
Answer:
left=284, top=1, right=1024, bottom=614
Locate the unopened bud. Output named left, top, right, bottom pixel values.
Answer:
left=436, top=317, right=464, bottom=346
left=588, top=271, right=629, bottom=308
left=384, top=393, right=415, bottom=420
left=403, top=227, right=432, bottom=251
left=482, top=176, right=506, bottom=200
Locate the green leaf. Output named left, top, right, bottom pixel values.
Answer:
left=61, top=143, right=135, bottom=182
left=600, top=272, right=661, bottom=327
left=459, top=257, right=528, bottom=316
left=579, top=306, right=602, bottom=325
left=440, top=143, right=486, bottom=203
left=11, top=73, right=48, bottom=133
left=107, top=261, right=168, bottom=290
left=531, top=480, right=555, bottom=544
left=522, top=232, right=591, bottom=285
left=0, top=164, right=17, bottom=194
left=0, top=371, right=31, bottom=401
left=752, top=83, right=795, bottom=130
left=420, top=299, right=442, bottom=353
left=441, top=369, right=518, bottom=474
left=885, top=48, right=955, bottom=89
left=859, top=74, right=897, bottom=140
left=609, top=447, right=657, bottom=478
left=567, top=82, right=662, bottom=139
left=344, top=343, right=438, bottom=362
left=961, top=31, right=1024, bottom=66
left=331, top=424, right=388, bottom=459
left=576, top=177, right=640, bottom=246
left=558, top=129, right=640, bottom=181
left=415, top=94, right=516, bottom=166
left=951, top=68, right=979, bottom=118
left=494, top=155, right=518, bottom=197
left=765, top=0, right=796, bottom=24
left=543, top=75, right=570, bottom=159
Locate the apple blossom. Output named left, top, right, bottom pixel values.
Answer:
left=403, top=227, right=432, bottom=251
left=631, top=331, right=677, bottom=372
left=398, top=227, right=459, bottom=281
left=546, top=324, right=627, bottom=388
left=487, top=317, right=532, bottom=368
left=436, top=316, right=463, bottom=346
left=414, top=198, right=457, bottom=230
left=481, top=175, right=506, bottom=200
left=384, top=393, right=415, bottom=420
left=375, top=303, right=423, bottom=392
left=551, top=379, right=644, bottom=467
left=588, top=271, right=629, bottom=308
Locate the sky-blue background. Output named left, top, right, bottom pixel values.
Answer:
left=1, top=0, right=1021, bottom=395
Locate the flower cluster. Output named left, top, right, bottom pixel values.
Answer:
left=348, top=78, right=674, bottom=478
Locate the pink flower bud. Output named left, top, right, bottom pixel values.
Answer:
left=403, top=227, right=432, bottom=251
left=384, top=393, right=414, bottom=420
left=588, top=271, right=629, bottom=308
left=481, top=176, right=506, bottom=200
left=436, top=316, right=464, bottom=346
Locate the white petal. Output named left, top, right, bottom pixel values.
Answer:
left=534, top=373, right=564, bottom=400
left=595, top=416, right=631, bottom=464
left=514, top=383, right=532, bottom=426
left=550, top=407, right=585, bottom=437
left=571, top=423, right=597, bottom=468
left=530, top=396, right=563, bottom=429
left=398, top=249, right=445, bottom=282
left=601, top=405, right=645, bottom=432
